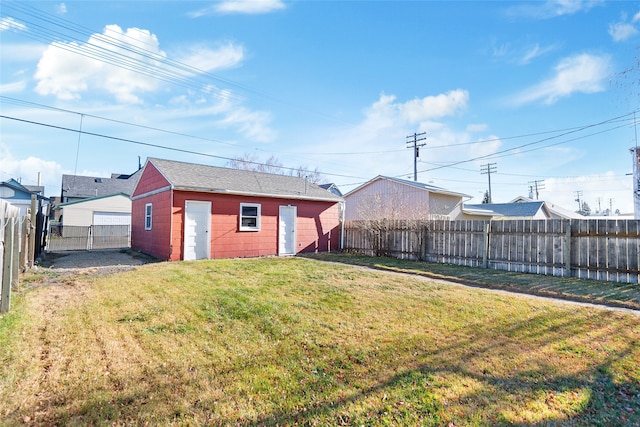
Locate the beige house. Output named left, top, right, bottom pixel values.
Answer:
left=344, top=176, right=471, bottom=221
left=58, top=193, right=132, bottom=227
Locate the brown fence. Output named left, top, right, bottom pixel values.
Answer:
left=344, top=219, right=640, bottom=284
left=48, top=225, right=131, bottom=251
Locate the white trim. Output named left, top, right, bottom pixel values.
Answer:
left=132, top=185, right=172, bottom=201
left=144, top=203, right=153, bottom=230
left=184, top=200, right=211, bottom=260
left=171, top=186, right=341, bottom=203
left=239, top=203, right=261, bottom=231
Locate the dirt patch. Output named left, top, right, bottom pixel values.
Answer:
left=26, top=250, right=158, bottom=286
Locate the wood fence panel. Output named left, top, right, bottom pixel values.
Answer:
left=343, top=218, right=640, bottom=284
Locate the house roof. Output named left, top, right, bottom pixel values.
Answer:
left=1, top=179, right=49, bottom=201
left=61, top=169, right=141, bottom=199
left=144, top=158, right=343, bottom=202
left=345, top=175, right=472, bottom=198
left=464, top=201, right=549, bottom=218
left=319, top=183, right=343, bottom=197
left=57, top=192, right=131, bottom=208
left=509, top=196, right=584, bottom=219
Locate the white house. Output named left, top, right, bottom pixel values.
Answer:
left=57, top=193, right=132, bottom=227
left=344, top=176, right=471, bottom=221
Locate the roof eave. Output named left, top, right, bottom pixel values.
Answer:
left=173, top=186, right=343, bottom=203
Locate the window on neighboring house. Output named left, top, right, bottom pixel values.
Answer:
left=239, top=203, right=261, bottom=231
left=145, top=203, right=152, bottom=230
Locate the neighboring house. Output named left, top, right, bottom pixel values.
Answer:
left=0, top=178, right=49, bottom=216
left=463, top=197, right=584, bottom=220
left=56, top=193, right=132, bottom=227
left=131, top=158, right=343, bottom=261
left=60, top=170, right=141, bottom=203
left=463, top=201, right=552, bottom=219
left=344, top=175, right=471, bottom=221
left=320, top=183, right=343, bottom=197
left=509, top=196, right=584, bottom=219
left=55, top=170, right=141, bottom=223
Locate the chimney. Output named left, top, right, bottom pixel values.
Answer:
left=37, top=172, right=42, bottom=186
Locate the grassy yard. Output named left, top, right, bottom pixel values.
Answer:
left=306, top=253, right=640, bottom=311
left=1, top=256, right=638, bottom=426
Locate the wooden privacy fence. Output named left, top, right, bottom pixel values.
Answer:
left=344, top=219, right=640, bottom=284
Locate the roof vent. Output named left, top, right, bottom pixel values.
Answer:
left=95, top=178, right=103, bottom=183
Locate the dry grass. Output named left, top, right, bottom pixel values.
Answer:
left=1, top=257, right=638, bottom=426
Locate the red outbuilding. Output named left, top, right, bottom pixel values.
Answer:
left=131, top=158, right=343, bottom=261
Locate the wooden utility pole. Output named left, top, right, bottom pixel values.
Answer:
left=480, top=163, right=497, bottom=203
left=406, top=132, right=426, bottom=181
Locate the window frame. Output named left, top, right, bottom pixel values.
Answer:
left=144, top=203, right=153, bottom=230
left=239, top=203, right=261, bottom=231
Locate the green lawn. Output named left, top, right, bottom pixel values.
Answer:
left=306, top=253, right=640, bottom=311
left=1, top=256, right=638, bottom=426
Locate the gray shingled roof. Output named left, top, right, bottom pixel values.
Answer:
left=464, top=201, right=545, bottom=217
left=147, top=158, right=343, bottom=202
left=61, top=170, right=141, bottom=199
left=345, top=175, right=472, bottom=199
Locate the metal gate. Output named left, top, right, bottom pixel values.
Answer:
left=48, top=225, right=131, bottom=251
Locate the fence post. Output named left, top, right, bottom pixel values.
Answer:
left=564, top=220, right=572, bottom=277
left=483, top=222, right=490, bottom=268
left=1, top=218, right=15, bottom=313
left=28, top=194, right=36, bottom=268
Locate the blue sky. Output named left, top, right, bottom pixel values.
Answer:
left=1, top=0, right=639, bottom=214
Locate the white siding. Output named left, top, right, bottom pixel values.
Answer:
left=345, top=178, right=469, bottom=221
left=61, top=194, right=131, bottom=227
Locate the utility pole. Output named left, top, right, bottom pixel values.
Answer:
left=528, top=180, right=545, bottom=200
left=480, top=163, right=497, bottom=203
left=575, top=190, right=583, bottom=211
left=406, top=132, right=426, bottom=181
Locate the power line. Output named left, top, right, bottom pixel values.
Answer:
left=1, top=1, right=351, bottom=124
left=0, top=114, right=367, bottom=181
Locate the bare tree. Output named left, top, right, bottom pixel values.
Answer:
left=226, top=153, right=327, bottom=184
left=352, top=190, right=431, bottom=259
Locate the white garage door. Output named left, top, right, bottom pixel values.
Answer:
left=93, top=212, right=131, bottom=225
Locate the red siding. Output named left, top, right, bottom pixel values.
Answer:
left=131, top=163, right=173, bottom=260
left=132, top=161, right=341, bottom=261
left=172, top=191, right=340, bottom=260
left=132, top=162, right=170, bottom=197
left=131, top=190, right=173, bottom=260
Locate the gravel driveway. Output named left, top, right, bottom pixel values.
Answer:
left=39, top=249, right=154, bottom=273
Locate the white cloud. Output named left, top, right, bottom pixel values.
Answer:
left=33, top=25, right=246, bottom=104
left=520, top=43, right=556, bottom=64
left=189, top=0, right=285, bottom=17
left=34, top=25, right=166, bottom=103
left=56, top=3, right=67, bottom=14
left=507, top=0, right=603, bottom=19
left=545, top=172, right=633, bottom=214
left=0, top=17, right=27, bottom=32
left=0, top=144, right=64, bottom=197
left=609, top=22, right=637, bottom=42
left=512, top=53, right=611, bottom=105
left=173, top=42, right=244, bottom=72
left=0, top=80, right=27, bottom=93
left=609, top=11, right=640, bottom=42
left=216, top=107, right=276, bottom=142
left=467, top=123, right=489, bottom=133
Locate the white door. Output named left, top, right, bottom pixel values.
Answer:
left=279, top=205, right=297, bottom=255
left=184, top=201, right=211, bottom=260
